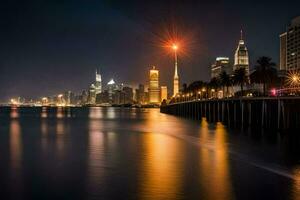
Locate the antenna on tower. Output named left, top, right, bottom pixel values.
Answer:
left=240, top=29, right=243, bottom=40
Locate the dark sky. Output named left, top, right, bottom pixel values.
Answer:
left=0, top=0, right=299, bottom=100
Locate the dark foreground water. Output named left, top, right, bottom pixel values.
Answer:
left=1, top=107, right=300, bottom=200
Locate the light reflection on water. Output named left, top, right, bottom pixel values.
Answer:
left=198, top=121, right=233, bottom=200
left=89, top=107, right=103, bottom=119
left=56, top=107, right=64, bottom=119
left=139, top=133, right=184, bottom=200
left=1, top=106, right=299, bottom=199
left=10, top=106, right=19, bottom=119
left=293, top=168, right=300, bottom=200
left=9, top=110, right=23, bottom=199
left=41, top=107, right=47, bottom=118
left=87, top=117, right=105, bottom=196
left=10, top=119, right=22, bottom=171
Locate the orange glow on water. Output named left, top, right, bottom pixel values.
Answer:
left=87, top=118, right=105, bottom=194
left=56, top=107, right=64, bottom=119
left=138, top=109, right=184, bottom=199
left=139, top=133, right=184, bottom=200
left=10, top=119, right=22, bottom=170
left=41, top=107, right=47, bottom=118
left=198, top=121, right=234, bottom=200
left=10, top=107, right=19, bottom=119
left=292, top=168, right=300, bottom=200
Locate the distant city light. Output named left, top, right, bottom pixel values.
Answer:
left=107, top=79, right=115, bottom=85
left=10, top=98, right=17, bottom=104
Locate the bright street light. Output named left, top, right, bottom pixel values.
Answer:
left=172, top=44, right=178, bottom=50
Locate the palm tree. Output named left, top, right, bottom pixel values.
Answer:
left=250, top=56, right=277, bottom=96
left=219, top=71, right=231, bottom=97
left=187, top=80, right=205, bottom=93
left=209, top=77, right=220, bottom=98
left=182, top=83, right=187, bottom=93
left=233, top=68, right=248, bottom=96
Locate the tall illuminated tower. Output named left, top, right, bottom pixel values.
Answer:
left=95, top=69, right=102, bottom=94
left=234, top=30, right=249, bottom=76
left=148, top=66, right=160, bottom=104
left=172, top=44, right=179, bottom=96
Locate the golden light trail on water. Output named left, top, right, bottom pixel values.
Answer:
left=198, top=121, right=234, bottom=200
left=138, top=110, right=184, bottom=200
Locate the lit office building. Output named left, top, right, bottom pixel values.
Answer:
left=88, top=84, right=96, bottom=104
left=96, top=90, right=109, bottom=104
left=95, top=69, right=102, bottom=94
left=211, top=57, right=231, bottom=78
left=123, top=86, right=133, bottom=104
left=280, top=16, right=300, bottom=71
left=107, top=79, right=117, bottom=103
left=136, top=84, right=145, bottom=104
left=148, top=66, right=160, bottom=104
left=111, top=86, right=133, bottom=105
left=280, top=32, right=287, bottom=71
left=64, top=91, right=74, bottom=105
left=234, top=31, right=250, bottom=75
left=81, top=90, right=88, bottom=104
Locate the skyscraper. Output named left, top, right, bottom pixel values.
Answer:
left=211, top=57, right=231, bottom=78
left=280, top=16, right=300, bottom=71
left=123, top=86, right=133, bottom=104
left=149, top=66, right=160, bottom=104
left=234, top=30, right=250, bottom=75
left=136, top=84, right=145, bottom=104
left=280, top=33, right=287, bottom=71
left=107, top=79, right=116, bottom=104
left=81, top=90, right=88, bottom=104
left=88, top=84, right=96, bottom=104
left=64, top=91, right=73, bottom=105
left=95, top=69, right=102, bottom=94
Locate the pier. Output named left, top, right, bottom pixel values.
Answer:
left=160, top=97, right=300, bottom=129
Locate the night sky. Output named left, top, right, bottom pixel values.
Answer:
left=0, top=0, right=299, bottom=100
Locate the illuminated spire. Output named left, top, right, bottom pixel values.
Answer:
left=96, top=68, right=101, bottom=82
left=174, top=51, right=178, bottom=78
left=240, top=29, right=243, bottom=40
left=174, top=62, right=178, bottom=78
left=173, top=47, right=179, bottom=96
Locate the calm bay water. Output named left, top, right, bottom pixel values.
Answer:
left=0, top=106, right=300, bottom=200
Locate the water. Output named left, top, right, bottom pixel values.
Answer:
left=0, top=106, right=300, bottom=200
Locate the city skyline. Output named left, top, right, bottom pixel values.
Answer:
left=1, top=1, right=300, bottom=101
left=2, top=2, right=300, bottom=200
